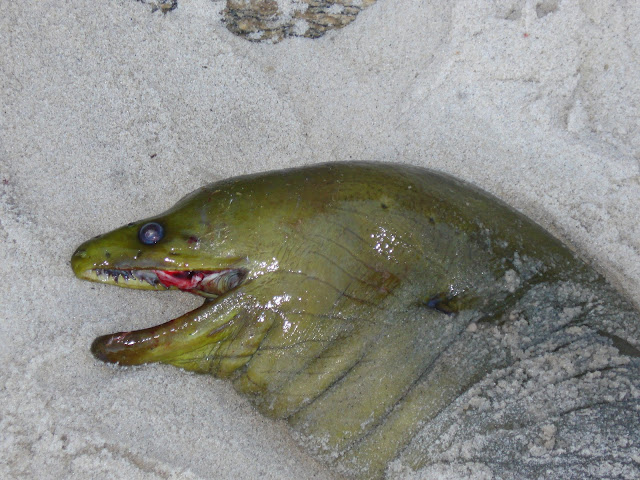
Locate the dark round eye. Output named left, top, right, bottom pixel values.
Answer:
left=138, top=222, right=164, bottom=245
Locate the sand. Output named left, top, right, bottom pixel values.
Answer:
left=1, top=0, right=639, bottom=478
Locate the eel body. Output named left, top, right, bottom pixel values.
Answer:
left=72, top=162, right=640, bottom=478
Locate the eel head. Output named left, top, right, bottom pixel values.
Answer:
left=69, top=182, right=282, bottom=297
left=70, top=180, right=295, bottom=367
left=71, top=215, right=249, bottom=298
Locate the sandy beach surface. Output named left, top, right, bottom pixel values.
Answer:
left=2, top=1, right=639, bottom=478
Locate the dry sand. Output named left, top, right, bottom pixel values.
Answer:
left=1, top=1, right=639, bottom=478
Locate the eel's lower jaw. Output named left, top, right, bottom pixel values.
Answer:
left=84, top=267, right=248, bottom=365
left=91, top=332, right=140, bottom=365
left=90, top=298, right=220, bottom=366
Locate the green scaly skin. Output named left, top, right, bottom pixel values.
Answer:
left=71, top=162, right=639, bottom=478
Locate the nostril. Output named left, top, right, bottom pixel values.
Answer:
left=73, top=248, right=87, bottom=259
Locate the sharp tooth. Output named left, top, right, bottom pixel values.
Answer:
left=93, top=268, right=139, bottom=283
left=133, top=270, right=160, bottom=286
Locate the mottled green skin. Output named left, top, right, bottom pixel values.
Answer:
left=72, top=162, right=639, bottom=478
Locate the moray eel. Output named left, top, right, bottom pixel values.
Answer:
left=71, top=162, right=640, bottom=478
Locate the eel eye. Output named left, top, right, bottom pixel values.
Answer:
left=138, top=222, right=164, bottom=245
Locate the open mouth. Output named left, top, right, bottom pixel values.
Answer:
left=92, top=268, right=247, bottom=296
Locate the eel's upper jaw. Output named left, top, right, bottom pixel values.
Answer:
left=71, top=248, right=167, bottom=291
left=77, top=267, right=167, bottom=290
left=71, top=249, right=248, bottom=296
left=73, top=266, right=248, bottom=296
